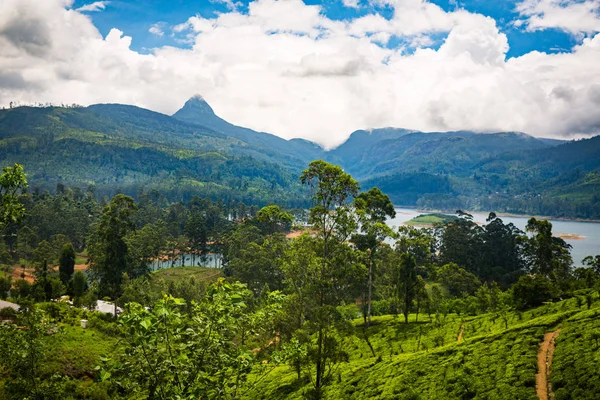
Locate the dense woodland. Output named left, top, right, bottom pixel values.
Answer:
left=0, top=161, right=599, bottom=399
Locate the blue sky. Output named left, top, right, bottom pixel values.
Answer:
left=73, top=0, right=578, bottom=58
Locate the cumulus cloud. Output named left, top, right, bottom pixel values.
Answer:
left=0, top=0, right=599, bottom=148
left=516, top=0, right=600, bottom=35
left=149, top=22, right=166, bottom=37
left=76, top=1, right=109, bottom=12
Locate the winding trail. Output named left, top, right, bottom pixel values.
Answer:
left=536, top=330, right=560, bottom=400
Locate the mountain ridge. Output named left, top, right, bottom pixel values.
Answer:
left=0, top=97, right=598, bottom=218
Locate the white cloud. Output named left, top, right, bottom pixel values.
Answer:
left=149, top=22, right=165, bottom=37
left=211, top=0, right=243, bottom=11
left=516, top=0, right=600, bottom=35
left=0, top=0, right=599, bottom=149
left=342, top=0, right=361, bottom=8
left=76, top=1, right=109, bottom=12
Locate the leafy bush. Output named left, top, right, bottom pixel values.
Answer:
left=512, top=275, right=557, bottom=310
left=0, top=306, right=17, bottom=319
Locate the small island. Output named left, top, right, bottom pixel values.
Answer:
left=404, top=213, right=459, bottom=226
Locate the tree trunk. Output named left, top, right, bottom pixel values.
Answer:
left=315, top=326, right=323, bottom=398
left=367, top=250, right=373, bottom=327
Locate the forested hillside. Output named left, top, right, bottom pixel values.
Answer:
left=0, top=105, right=308, bottom=206
left=1, top=99, right=599, bottom=218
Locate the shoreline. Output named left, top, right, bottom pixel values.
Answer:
left=393, top=206, right=600, bottom=224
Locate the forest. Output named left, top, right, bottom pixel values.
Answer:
left=0, top=161, right=599, bottom=400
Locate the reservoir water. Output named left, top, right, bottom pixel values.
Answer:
left=388, top=208, right=600, bottom=267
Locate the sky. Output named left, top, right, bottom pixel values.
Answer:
left=1, top=0, right=599, bottom=148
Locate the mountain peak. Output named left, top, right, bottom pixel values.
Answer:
left=177, top=94, right=215, bottom=116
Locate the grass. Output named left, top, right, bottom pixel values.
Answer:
left=250, top=292, right=600, bottom=399
left=151, top=266, right=223, bottom=284
left=44, top=324, right=118, bottom=380
left=405, top=213, right=458, bottom=226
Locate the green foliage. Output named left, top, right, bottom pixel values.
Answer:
left=511, top=275, right=557, bottom=310
left=551, top=306, right=600, bottom=400
left=102, top=281, right=283, bottom=399
left=88, top=194, right=138, bottom=300
left=0, top=307, right=63, bottom=399
left=0, top=276, right=11, bottom=299
left=0, top=163, right=28, bottom=229
left=59, top=243, right=76, bottom=284
left=525, top=218, right=573, bottom=286
left=254, top=205, right=294, bottom=235
left=437, top=263, right=481, bottom=297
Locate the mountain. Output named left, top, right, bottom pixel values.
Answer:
left=326, top=129, right=559, bottom=180
left=0, top=97, right=598, bottom=218
left=0, top=104, right=308, bottom=206
left=172, top=95, right=323, bottom=170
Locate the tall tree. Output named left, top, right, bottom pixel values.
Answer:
left=299, top=160, right=359, bottom=398
left=479, top=213, right=526, bottom=287
left=58, top=243, right=76, bottom=284
left=525, top=218, right=572, bottom=286
left=439, top=211, right=483, bottom=275
left=397, top=253, right=419, bottom=324
left=88, top=194, right=137, bottom=315
left=352, top=187, right=395, bottom=326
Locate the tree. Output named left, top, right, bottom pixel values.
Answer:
left=254, top=205, right=294, bottom=235
left=0, top=163, right=28, bottom=231
left=88, top=194, right=137, bottom=315
left=33, top=260, right=53, bottom=301
left=58, top=243, right=76, bottom=284
left=511, top=275, right=557, bottom=310
left=185, top=212, right=208, bottom=266
left=16, top=226, right=37, bottom=262
left=72, top=270, right=87, bottom=301
left=225, top=232, right=287, bottom=295
left=583, top=255, right=600, bottom=276
left=397, top=253, right=419, bottom=324
left=439, top=211, right=483, bottom=275
left=33, top=240, right=54, bottom=265
left=352, top=187, right=395, bottom=326
left=525, top=218, right=572, bottom=286
left=479, top=213, right=526, bottom=288
left=299, top=160, right=359, bottom=397
left=437, top=263, right=481, bottom=297
left=396, top=225, right=436, bottom=268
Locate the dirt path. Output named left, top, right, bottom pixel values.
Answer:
left=457, top=324, right=464, bottom=342
left=536, top=330, right=560, bottom=400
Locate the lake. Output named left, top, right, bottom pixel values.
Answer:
left=387, top=208, right=600, bottom=267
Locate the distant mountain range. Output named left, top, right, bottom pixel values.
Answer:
left=1, top=96, right=598, bottom=218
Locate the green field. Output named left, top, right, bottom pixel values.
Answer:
left=151, top=266, right=223, bottom=284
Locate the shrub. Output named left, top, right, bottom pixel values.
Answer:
left=511, top=275, right=557, bottom=310
left=0, top=307, right=17, bottom=320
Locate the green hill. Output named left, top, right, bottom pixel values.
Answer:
left=253, top=292, right=600, bottom=400
left=0, top=104, right=308, bottom=205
